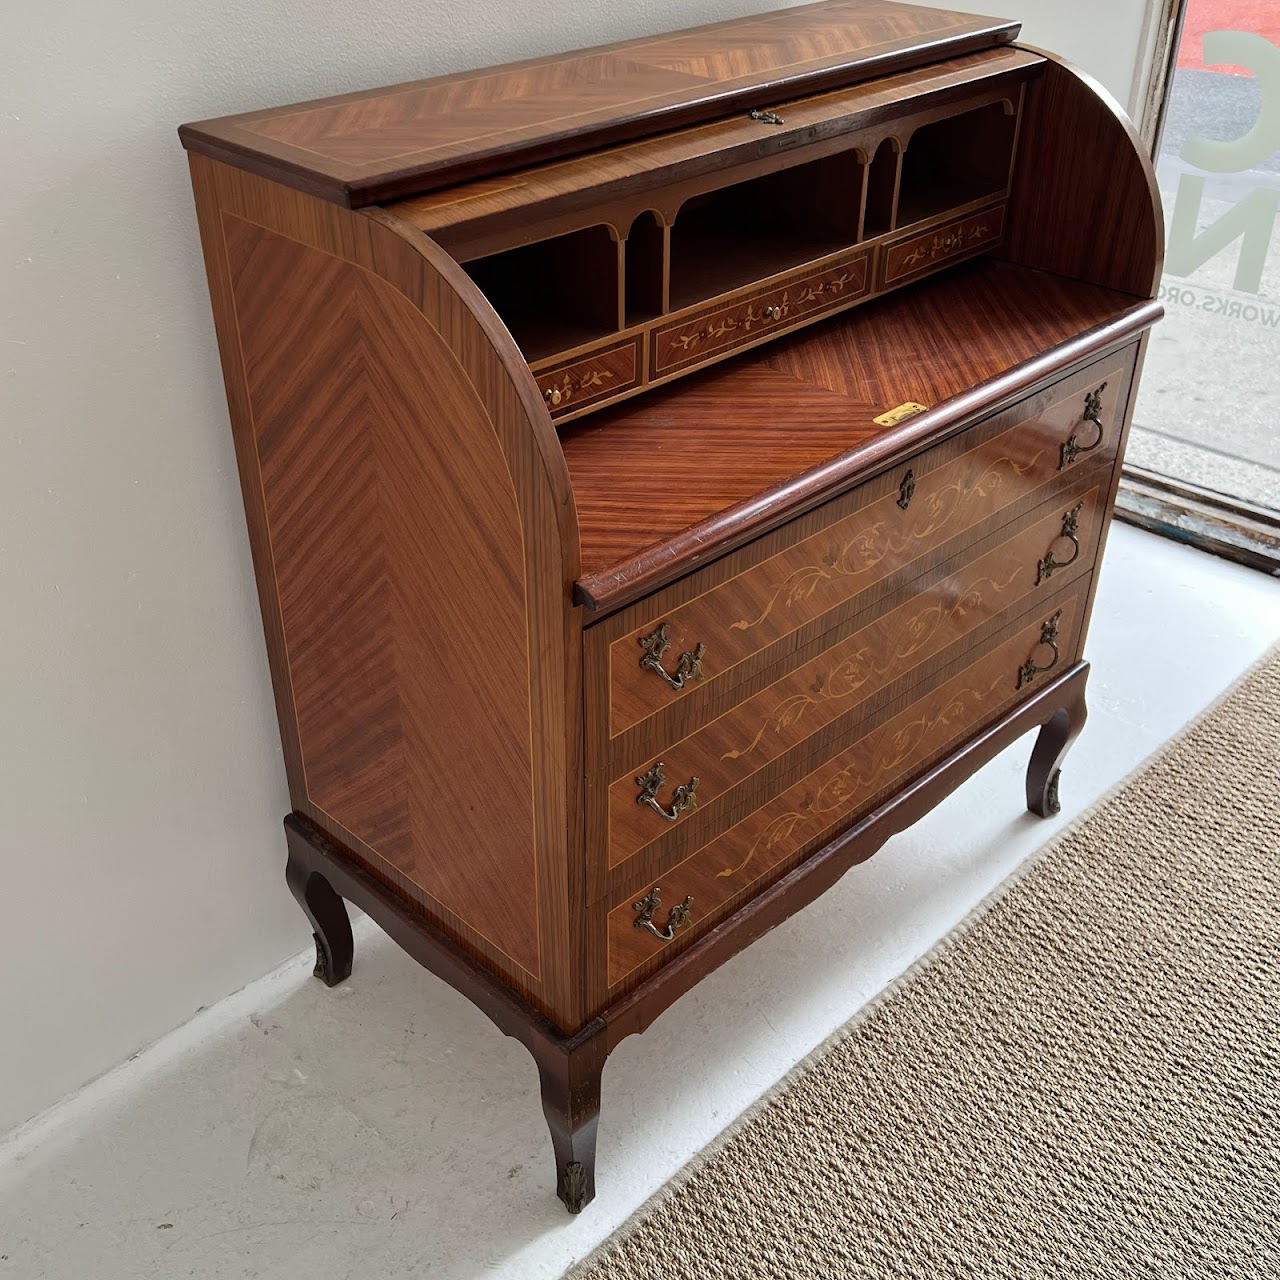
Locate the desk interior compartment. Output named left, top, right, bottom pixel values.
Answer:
left=668, top=149, right=864, bottom=310
left=462, top=224, right=620, bottom=362
left=896, top=99, right=1018, bottom=229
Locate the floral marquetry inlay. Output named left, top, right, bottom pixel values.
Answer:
left=653, top=252, right=870, bottom=374
left=715, top=669, right=1008, bottom=880
left=730, top=451, right=1043, bottom=634
left=720, top=567, right=1020, bottom=762
left=535, top=337, right=639, bottom=415
left=885, top=204, right=1006, bottom=285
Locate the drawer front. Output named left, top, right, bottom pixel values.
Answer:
left=590, top=346, right=1136, bottom=752
left=651, top=248, right=873, bottom=378
left=599, top=481, right=1106, bottom=876
left=600, top=581, right=1089, bottom=994
left=534, top=336, right=641, bottom=417
left=881, top=202, right=1006, bottom=289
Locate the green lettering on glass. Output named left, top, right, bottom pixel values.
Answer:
left=1167, top=177, right=1280, bottom=291
left=1182, top=32, right=1280, bottom=173
left=1166, top=31, right=1280, bottom=294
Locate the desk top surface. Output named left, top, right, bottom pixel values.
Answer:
left=179, top=1, right=1017, bottom=207
left=563, top=262, right=1160, bottom=612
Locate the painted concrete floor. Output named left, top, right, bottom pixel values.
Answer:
left=2, top=524, right=1279, bottom=1280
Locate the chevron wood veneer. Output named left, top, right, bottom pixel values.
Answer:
left=180, top=1, right=1019, bottom=206
left=182, top=0, right=1163, bottom=1215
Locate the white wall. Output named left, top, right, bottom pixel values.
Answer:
left=947, top=0, right=1161, bottom=117
left=0, top=0, right=1159, bottom=1136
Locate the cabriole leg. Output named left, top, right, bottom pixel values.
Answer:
left=285, top=845, right=354, bottom=988
left=533, top=1025, right=607, bottom=1213
left=1026, top=685, right=1089, bottom=818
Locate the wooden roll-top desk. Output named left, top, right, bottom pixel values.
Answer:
left=180, top=0, right=1162, bottom=1212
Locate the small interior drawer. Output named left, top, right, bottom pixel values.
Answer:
left=650, top=247, right=872, bottom=378
left=880, top=202, right=1006, bottom=289
left=597, top=577, right=1091, bottom=996
left=532, top=336, right=642, bottom=417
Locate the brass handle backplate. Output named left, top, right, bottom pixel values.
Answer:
left=638, top=622, right=706, bottom=691
left=633, top=886, right=694, bottom=941
left=1059, top=384, right=1107, bottom=469
left=897, top=469, right=916, bottom=510
left=1036, top=502, right=1084, bottom=584
left=635, top=761, right=699, bottom=822
left=1017, top=610, right=1062, bottom=689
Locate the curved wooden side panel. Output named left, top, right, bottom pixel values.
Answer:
left=188, top=155, right=585, bottom=1026
left=998, top=51, right=1164, bottom=297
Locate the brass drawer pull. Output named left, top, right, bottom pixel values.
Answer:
left=1059, top=384, right=1107, bottom=469
left=764, top=305, right=783, bottom=320
left=635, top=761, right=699, bottom=822
left=638, top=622, right=706, bottom=691
left=541, top=367, right=612, bottom=410
left=897, top=468, right=916, bottom=510
left=1017, top=610, right=1062, bottom=689
left=633, top=886, right=694, bottom=941
left=1036, top=502, right=1084, bottom=584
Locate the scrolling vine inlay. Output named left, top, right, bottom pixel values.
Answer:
left=729, top=454, right=1043, bottom=634
left=715, top=669, right=1008, bottom=880
left=720, top=568, right=1020, bottom=762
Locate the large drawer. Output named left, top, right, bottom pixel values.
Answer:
left=586, top=345, right=1137, bottom=757
left=597, top=578, right=1090, bottom=997
left=595, top=478, right=1107, bottom=886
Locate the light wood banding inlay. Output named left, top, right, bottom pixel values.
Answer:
left=225, top=216, right=545, bottom=976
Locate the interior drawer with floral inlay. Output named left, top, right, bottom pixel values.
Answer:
left=650, top=247, right=874, bottom=379
left=588, top=478, right=1107, bottom=896
left=879, top=202, right=1007, bottom=289
left=585, top=344, right=1137, bottom=763
left=531, top=336, right=643, bottom=418
left=593, top=576, right=1090, bottom=999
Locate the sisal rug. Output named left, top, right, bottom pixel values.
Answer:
left=576, top=648, right=1280, bottom=1280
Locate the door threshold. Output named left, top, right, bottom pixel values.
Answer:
left=1117, top=465, right=1280, bottom=576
